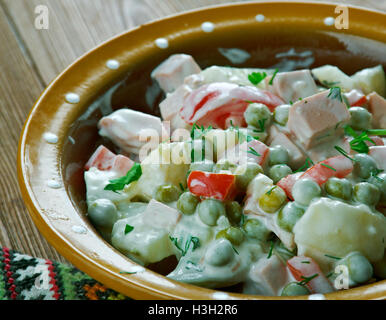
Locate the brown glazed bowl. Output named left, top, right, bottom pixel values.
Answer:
left=18, top=1, right=386, bottom=299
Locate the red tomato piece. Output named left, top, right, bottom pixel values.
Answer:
left=344, top=89, right=367, bottom=107
left=287, top=256, right=334, bottom=294
left=180, top=82, right=284, bottom=129
left=300, top=155, right=353, bottom=186
left=187, top=171, right=236, bottom=201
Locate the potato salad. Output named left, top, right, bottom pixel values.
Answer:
left=84, top=53, right=386, bottom=297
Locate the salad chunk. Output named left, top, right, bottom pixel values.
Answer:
left=84, top=54, right=386, bottom=296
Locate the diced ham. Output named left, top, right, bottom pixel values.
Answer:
left=142, top=199, right=181, bottom=231
left=266, top=69, right=318, bottom=103
left=98, top=109, right=165, bottom=154
left=344, top=89, right=367, bottom=107
left=300, top=155, right=354, bottom=186
left=151, top=54, right=201, bottom=93
left=367, top=92, right=386, bottom=129
left=246, top=256, right=290, bottom=296
left=369, top=146, right=386, bottom=171
left=287, top=90, right=351, bottom=149
left=287, top=256, right=334, bottom=294
left=85, top=145, right=134, bottom=175
left=267, top=125, right=306, bottom=169
left=180, top=82, right=284, bottom=129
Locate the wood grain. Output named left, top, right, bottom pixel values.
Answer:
left=0, top=0, right=384, bottom=264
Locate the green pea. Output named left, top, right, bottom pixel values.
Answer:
left=197, top=199, right=225, bottom=226
left=277, top=202, right=305, bottom=232
left=269, top=145, right=290, bottom=166
left=336, top=251, right=373, bottom=284
left=155, top=184, right=181, bottom=203
left=349, top=107, right=372, bottom=131
left=225, top=201, right=243, bottom=224
left=281, top=282, right=310, bottom=296
left=353, top=182, right=380, bottom=206
left=244, top=103, right=272, bottom=129
left=205, top=239, right=234, bottom=266
left=274, top=104, right=290, bottom=126
left=213, top=159, right=237, bottom=173
left=88, top=199, right=118, bottom=228
left=268, top=164, right=292, bottom=184
left=235, top=162, right=264, bottom=190
left=292, top=178, right=321, bottom=206
left=353, top=154, right=378, bottom=179
left=368, top=173, right=386, bottom=205
left=325, top=177, right=352, bottom=200
left=216, top=226, right=245, bottom=245
left=243, top=218, right=271, bottom=241
left=189, top=160, right=214, bottom=173
left=177, top=192, right=200, bottom=215
left=259, top=186, right=287, bottom=213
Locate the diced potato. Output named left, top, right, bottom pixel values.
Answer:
left=111, top=215, right=174, bottom=265
left=352, top=65, right=386, bottom=97
left=136, top=142, right=191, bottom=199
left=294, top=198, right=386, bottom=265
left=312, top=65, right=355, bottom=91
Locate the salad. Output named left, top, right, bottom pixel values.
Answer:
left=84, top=53, right=386, bottom=297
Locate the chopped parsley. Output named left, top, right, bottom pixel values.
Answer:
left=248, top=72, right=267, bottom=85
left=327, top=87, right=343, bottom=102
left=370, top=168, right=384, bottom=182
left=179, top=183, right=186, bottom=192
left=253, top=118, right=267, bottom=133
left=269, top=69, right=279, bottom=85
left=247, top=147, right=261, bottom=157
left=232, top=246, right=239, bottom=255
left=344, top=126, right=375, bottom=154
left=124, top=224, right=134, bottom=235
left=169, top=235, right=200, bottom=256
left=185, top=261, right=203, bottom=272
left=320, top=163, right=337, bottom=171
left=267, top=240, right=275, bottom=259
left=104, top=163, right=142, bottom=192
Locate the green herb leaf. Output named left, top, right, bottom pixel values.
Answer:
left=301, top=260, right=311, bottom=264
left=366, top=129, right=386, bottom=136
left=298, top=273, right=319, bottom=286
left=266, top=186, right=277, bottom=195
left=320, top=163, right=337, bottom=171
left=327, top=87, right=343, bottom=102
left=253, top=118, right=267, bottom=133
left=247, top=147, right=261, bottom=157
left=248, top=72, right=267, bottom=85
left=269, top=69, right=279, bottom=85
left=104, top=163, right=142, bottom=192
left=232, top=246, right=239, bottom=255
left=370, top=168, right=384, bottom=182
left=334, top=145, right=356, bottom=162
left=124, top=224, right=134, bottom=235
left=294, top=157, right=314, bottom=173
left=324, top=254, right=341, bottom=260
left=267, top=240, right=275, bottom=259
left=322, top=80, right=340, bottom=87
left=170, top=235, right=200, bottom=256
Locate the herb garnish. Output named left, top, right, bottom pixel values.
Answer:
left=179, top=183, right=186, bottom=192
left=253, top=118, right=267, bottom=133
left=247, top=147, right=261, bottom=157
left=370, top=168, right=384, bottom=182
left=344, top=125, right=375, bottom=154
left=248, top=72, right=267, bottom=85
left=169, top=235, right=200, bottom=256
left=124, top=224, right=134, bottom=235
left=269, top=69, right=279, bottom=85
left=301, top=260, right=311, bottom=264
left=334, top=145, right=356, bottom=162
left=104, top=163, right=142, bottom=192
left=322, top=80, right=340, bottom=87
left=320, top=163, right=337, bottom=171
left=298, top=273, right=319, bottom=286
left=327, top=87, right=343, bottom=102
left=324, top=254, right=341, bottom=260
left=232, top=246, right=239, bottom=255
left=266, top=186, right=277, bottom=195
left=366, top=129, right=386, bottom=136
left=267, top=240, right=275, bottom=259
left=294, top=157, right=314, bottom=173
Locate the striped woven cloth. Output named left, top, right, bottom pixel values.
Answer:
left=0, top=247, right=128, bottom=300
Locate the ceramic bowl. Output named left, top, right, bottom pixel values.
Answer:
left=18, top=1, right=386, bottom=299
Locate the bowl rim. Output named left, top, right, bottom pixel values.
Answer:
left=17, top=1, right=386, bottom=300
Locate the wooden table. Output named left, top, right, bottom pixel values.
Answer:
left=0, top=0, right=384, bottom=264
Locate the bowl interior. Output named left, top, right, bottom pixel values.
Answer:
left=20, top=2, right=386, bottom=300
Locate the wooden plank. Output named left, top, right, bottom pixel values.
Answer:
left=0, top=4, right=67, bottom=262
